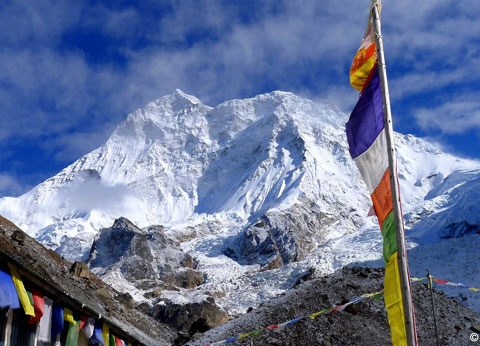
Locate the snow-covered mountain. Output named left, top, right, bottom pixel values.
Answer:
left=0, top=89, right=367, bottom=260
left=0, top=89, right=479, bottom=315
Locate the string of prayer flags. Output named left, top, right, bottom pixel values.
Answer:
left=202, top=289, right=384, bottom=346
left=202, top=274, right=479, bottom=346
left=0, top=263, right=135, bottom=345
left=410, top=276, right=480, bottom=292
left=433, top=278, right=478, bottom=292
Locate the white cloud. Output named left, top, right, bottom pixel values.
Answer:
left=0, top=174, right=24, bottom=197
left=414, top=95, right=480, bottom=134
left=389, top=68, right=470, bottom=101
left=63, top=178, right=133, bottom=212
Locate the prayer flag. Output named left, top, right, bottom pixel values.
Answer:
left=0, top=267, right=20, bottom=309
left=79, top=315, right=87, bottom=330
left=64, top=308, right=76, bottom=324
left=115, top=336, right=126, bottom=346
left=78, top=331, right=90, bottom=346
left=109, top=333, right=116, bottom=346
left=8, top=263, right=35, bottom=316
left=38, top=296, right=53, bottom=342
left=349, top=8, right=377, bottom=91
left=66, top=320, right=81, bottom=346
left=82, top=317, right=95, bottom=338
left=28, top=289, right=45, bottom=324
left=51, top=303, right=64, bottom=337
left=102, top=322, right=110, bottom=346
left=91, top=320, right=105, bottom=346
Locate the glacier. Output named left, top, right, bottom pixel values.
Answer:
left=0, top=89, right=479, bottom=315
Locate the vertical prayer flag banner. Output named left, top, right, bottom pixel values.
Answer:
left=346, top=68, right=398, bottom=263
left=347, top=66, right=407, bottom=346
left=347, top=2, right=416, bottom=345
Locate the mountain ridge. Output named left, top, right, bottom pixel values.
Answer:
left=0, top=89, right=479, bottom=317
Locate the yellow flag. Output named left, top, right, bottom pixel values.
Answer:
left=384, top=252, right=407, bottom=345
left=8, top=263, right=35, bottom=316
left=64, top=307, right=76, bottom=324
left=102, top=322, right=110, bottom=346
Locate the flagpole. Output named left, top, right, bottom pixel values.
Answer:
left=370, top=2, right=418, bottom=345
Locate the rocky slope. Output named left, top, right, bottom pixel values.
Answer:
left=187, top=267, right=480, bottom=346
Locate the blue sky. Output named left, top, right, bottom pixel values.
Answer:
left=1, top=1, right=479, bottom=197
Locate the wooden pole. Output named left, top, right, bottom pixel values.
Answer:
left=427, top=270, right=440, bottom=346
left=371, top=2, right=418, bottom=345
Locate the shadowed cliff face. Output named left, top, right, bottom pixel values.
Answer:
left=233, top=199, right=337, bottom=270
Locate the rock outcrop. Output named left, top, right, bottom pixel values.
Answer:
left=88, top=217, right=204, bottom=290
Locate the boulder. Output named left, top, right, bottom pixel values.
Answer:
left=151, top=297, right=228, bottom=335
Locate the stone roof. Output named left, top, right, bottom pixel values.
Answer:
left=0, top=215, right=177, bottom=346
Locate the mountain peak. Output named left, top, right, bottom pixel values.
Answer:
left=172, top=88, right=202, bottom=104
left=153, top=88, right=207, bottom=115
